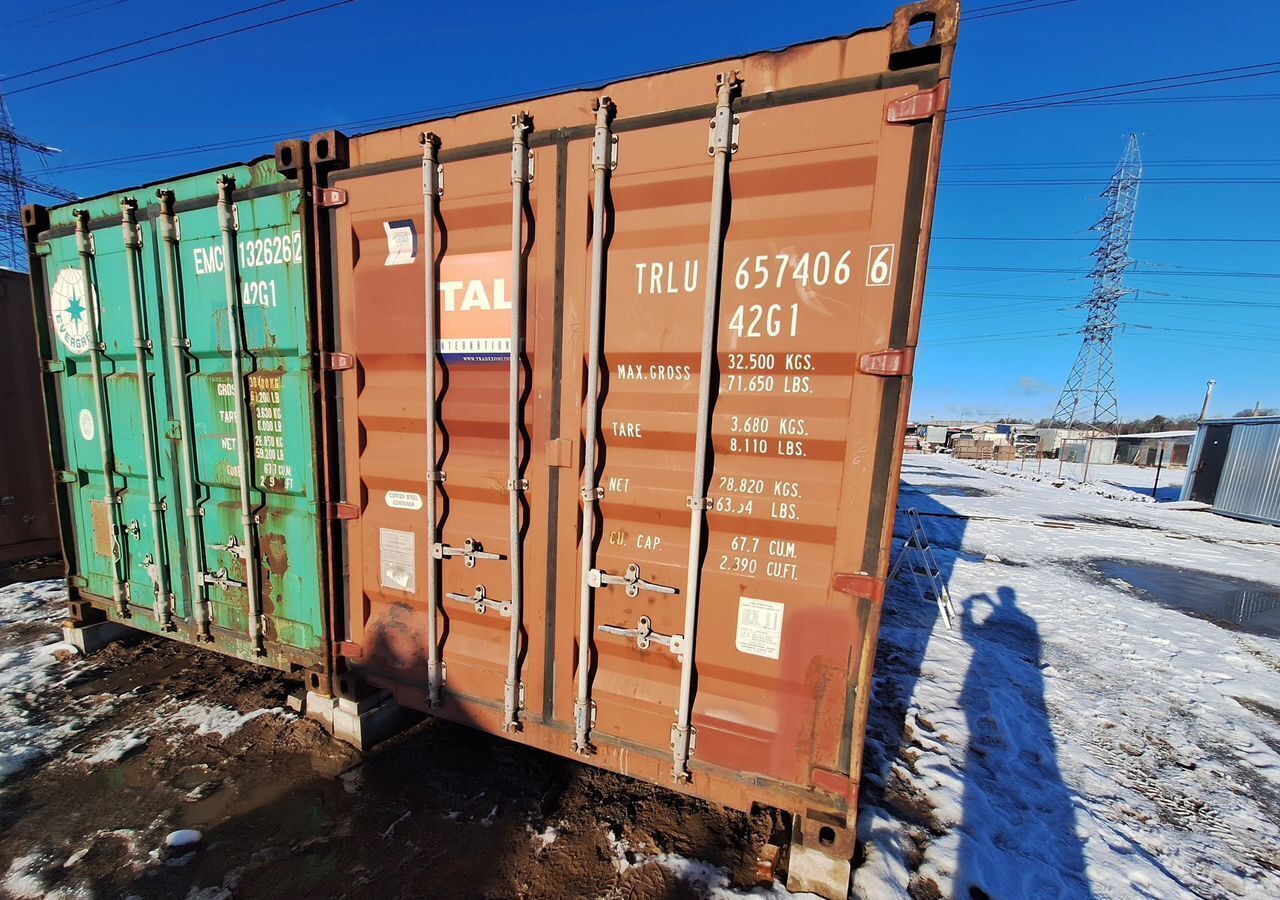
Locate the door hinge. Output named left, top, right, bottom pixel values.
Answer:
left=315, top=187, right=348, bottom=208
left=545, top=438, right=573, bottom=468
left=41, top=358, right=65, bottom=373
left=55, top=470, right=78, bottom=483
left=859, top=347, right=915, bottom=377
left=321, top=351, right=355, bottom=371
left=326, top=502, right=359, bottom=520
left=886, top=82, right=950, bottom=123
left=833, top=572, right=886, bottom=603
left=336, top=641, right=364, bottom=660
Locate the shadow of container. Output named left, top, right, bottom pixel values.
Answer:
left=860, top=473, right=968, bottom=821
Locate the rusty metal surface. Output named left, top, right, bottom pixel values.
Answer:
left=316, top=0, right=957, bottom=855
left=0, top=270, right=59, bottom=566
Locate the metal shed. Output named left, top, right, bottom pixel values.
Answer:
left=1182, top=417, right=1280, bottom=526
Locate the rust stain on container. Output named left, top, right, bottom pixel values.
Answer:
left=312, top=3, right=957, bottom=896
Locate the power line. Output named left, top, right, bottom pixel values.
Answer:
left=927, top=290, right=1280, bottom=310
left=0, top=0, right=126, bottom=31
left=6, top=0, right=358, bottom=96
left=945, top=158, right=1280, bottom=170
left=1, top=0, right=293, bottom=83
left=951, top=61, right=1280, bottom=121
left=932, top=235, right=1280, bottom=243
left=955, top=59, right=1280, bottom=113
left=940, top=177, right=1280, bottom=185
left=933, top=265, right=1280, bottom=278
left=1123, top=336, right=1280, bottom=355
left=963, top=0, right=1084, bottom=20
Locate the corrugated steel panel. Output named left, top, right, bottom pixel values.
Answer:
left=310, top=2, right=958, bottom=894
left=0, top=270, right=59, bottom=565
left=1180, top=428, right=1207, bottom=501
left=1214, top=422, right=1280, bottom=525
left=24, top=146, right=331, bottom=678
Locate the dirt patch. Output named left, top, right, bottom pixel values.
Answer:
left=1234, top=697, right=1280, bottom=757
left=0, top=633, right=779, bottom=899
left=0, top=555, right=61, bottom=588
left=900, top=483, right=995, bottom=499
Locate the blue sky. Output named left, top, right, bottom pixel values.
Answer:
left=3, top=0, right=1276, bottom=421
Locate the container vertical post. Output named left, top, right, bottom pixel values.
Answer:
left=504, top=113, right=533, bottom=731
left=215, top=176, right=265, bottom=656
left=672, top=72, right=740, bottom=782
left=119, top=198, right=173, bottom=629
left=74, top=210, right=129, bottom=618
left=420, top=132, right=446, bottom=706
left=573, top=97, right=616, bottom=755
left=156, top=190, right=212, bottom=640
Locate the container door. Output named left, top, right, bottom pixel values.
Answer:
left=32, top=160, right=327, bottom=672
left=573, top=87, right=925, bottom=785
left=331, top=139, right=556, bottom=718
left=156, top=171, right=327, bottom=667
left=1190, top=424, right=1232, bottom=505
left=38, top=209, right=187, bottom=628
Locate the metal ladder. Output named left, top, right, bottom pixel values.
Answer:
left=888, top=507, right=957, bottom=629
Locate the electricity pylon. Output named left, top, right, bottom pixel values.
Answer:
left=1051, top=134, right=1142, bottom=432
left=0, top=89, right=75, bottom=272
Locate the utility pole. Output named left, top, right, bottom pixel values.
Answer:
left=1052, top=134, right=1142, bottom=434
left=1198, top=380, right=1216, bottom=423
left=0, top=89, right=75, bottom=272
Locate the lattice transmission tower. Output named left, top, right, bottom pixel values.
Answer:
left=0, top=88, right=75, bottom=272
left=1051, top=133, right=1142, bottom=431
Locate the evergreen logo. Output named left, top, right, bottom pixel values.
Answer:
left=50, top=268, right=95, bottom=355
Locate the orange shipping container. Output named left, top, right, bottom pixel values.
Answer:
left=308, top=3, right=957, bottom=895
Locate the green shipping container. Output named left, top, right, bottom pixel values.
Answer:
left=24, top=145, right=332, bottom=680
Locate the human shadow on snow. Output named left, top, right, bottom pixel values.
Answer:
left=954, top=586, right=1093, bottom=899
left=862, top=463, right=1092, bottom=898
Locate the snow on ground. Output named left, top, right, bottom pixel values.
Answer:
left=71, top=699, right=291, bottom=768
left=605, top=827, right=798, bottom=899
left=856, top=455, right=1280, bottom=900
left=975, top=458, right=1188, bottom=504
left=1, top=578, right=288, bottom=782
left=0, top=581, right=87, bottom=780
left=167, top=701, right=286, bottom=739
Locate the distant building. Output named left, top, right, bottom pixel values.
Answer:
left=1059, top=437, right=1117, bottom=465
left=1034, top=427, right=1101, bottom=456
left=1181, top=417, right=1280, bottom=526
left=1114, top=431, right=1195, bottom=467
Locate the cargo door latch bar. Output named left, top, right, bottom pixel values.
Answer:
left=445, top=584, right=512, bottom=617
left=598, top=616, right=685, bottom=657
left=433, top=537, right=504, bottom=568
left=202, top=568, right=246, bottom=590
left=209, top=534, right=250, bottom=559
left=588, top=563, right=677, bottom=598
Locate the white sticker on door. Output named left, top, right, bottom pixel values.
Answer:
left=383, top=219, right=417, bottom=266
left=385, top=490, right=423, bottom=510
left=78, top=409, right=94, bottom=442
left=735, top=596, right=784, bottom=660
left=379, top=528, right=416, bottom=592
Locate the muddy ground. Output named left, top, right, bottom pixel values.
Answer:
left=0, top=627, right=787, bottom=900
